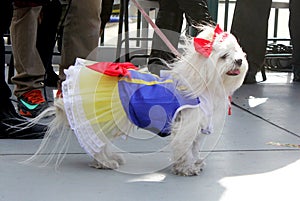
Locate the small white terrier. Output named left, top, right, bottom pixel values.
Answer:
left=30, top=25, right=248, bottom=176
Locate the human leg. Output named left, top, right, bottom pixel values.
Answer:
left=0, top=1, right=46, bottom=138
left=10, top=6, right=48, bottom=117
left=36, top=0, right=62, bottom=87
left=289, top=0, right=300, bottom=81
left=148, top=0, right=183, bottom=75
left=10, top=6, right=46, bottom=95
left=148, top=0, right=213, bottom=75
left=100, top=0, right=114, bottom=35
left=176, top=0, right=213, bottom=27
left=59, top=0, right=101, bottom=81
left=0, top=0, right=13, bottom=100
left=231, top=0, right=272, bottom=83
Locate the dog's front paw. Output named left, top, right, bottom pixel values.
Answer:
left=172, top=161, right=205, bottom=176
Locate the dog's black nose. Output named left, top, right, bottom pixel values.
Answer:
left=235, top=59, right=243, bottom=66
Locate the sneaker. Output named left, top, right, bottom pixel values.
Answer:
left=56, top=79, right=63, bottom=98
left=0, top=100, right=46, bottom=139
left=55, top=89, right=63, bottom=98
left=18, top=89, right=48, bottom=118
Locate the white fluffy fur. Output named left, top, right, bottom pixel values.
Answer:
left=28, top=26, right=248, bottom=176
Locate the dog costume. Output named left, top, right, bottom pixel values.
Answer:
left=62, top=59, right=213, bottom=155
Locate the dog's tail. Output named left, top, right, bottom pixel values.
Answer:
left=23, top=98, right=73, bottom=168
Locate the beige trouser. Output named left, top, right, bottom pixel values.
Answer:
left=10, top=6, right=45, bottom=97
left=59, top=0, right=102, bottom=81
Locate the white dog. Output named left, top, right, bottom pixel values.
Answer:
left=30, top=25, right=248, bottom=176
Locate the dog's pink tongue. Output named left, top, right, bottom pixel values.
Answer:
left=227, top=69, right=240, bottom=76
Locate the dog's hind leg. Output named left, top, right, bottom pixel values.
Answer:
left=89, top=145, right=125, bottom=169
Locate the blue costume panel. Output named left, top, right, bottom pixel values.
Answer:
left=118, top=70, right=200, bottom=137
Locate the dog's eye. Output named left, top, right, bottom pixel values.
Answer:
left=221, top=53, right=228, bottom=59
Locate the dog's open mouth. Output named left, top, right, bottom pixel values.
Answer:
left=226, top=69, right=240, bottom=76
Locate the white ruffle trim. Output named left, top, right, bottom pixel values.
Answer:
left=62, top=59, right=105, bottom=158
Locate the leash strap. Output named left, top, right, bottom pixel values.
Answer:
left=130, top=0, right=181, bottom=58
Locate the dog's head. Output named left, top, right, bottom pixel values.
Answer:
left=174, top=25, right=248, bottom=97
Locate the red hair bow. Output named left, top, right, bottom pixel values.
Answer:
left=194, top=24, right=227, bottom=57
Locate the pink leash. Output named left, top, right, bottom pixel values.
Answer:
left=130, top=0, right=181, bottom=58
